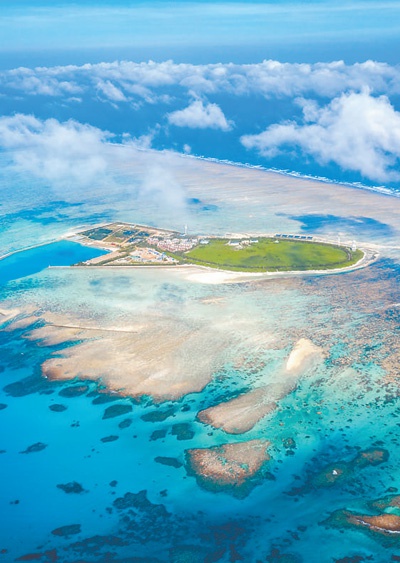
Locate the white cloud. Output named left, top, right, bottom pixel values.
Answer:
left=3, top=67, right=82, bottom=96
left=0, top=114, right=112, bottom=188
left=96, top=80, right=128, bottom=102
left=3, top=59, right=400, bottom=103
left=167, top=100, right=232, bottom=131
left=138, top=163, right=187, bottom=213
left=0, top=114, right=188, bottom=211
left=122, top=128, right=157, bottom=149
left=241, top=91, right=400, bottom=182
left=3, top=60, right=400, bottom=185
left=238, top=59, right=400, bottom=98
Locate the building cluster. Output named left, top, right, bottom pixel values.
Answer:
left=274, top=234, right=313, bottom=240
left=129, top=247, right=176, bottom=263
left=228, top=238, right=259, bottom=248
left=148, top=237, right=198, bottom=253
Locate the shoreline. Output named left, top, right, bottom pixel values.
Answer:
left=0, top=220, right=377, bottom=284
left=52, top=244, right=377, bottom=284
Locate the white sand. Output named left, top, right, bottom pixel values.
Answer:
left=0, top=307, right=20, bottom=321
left=286, top=337, right=324, bottom=374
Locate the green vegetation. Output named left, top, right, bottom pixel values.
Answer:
left=184, top=238, right=363, bottom=272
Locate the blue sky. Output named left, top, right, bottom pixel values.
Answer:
left=1, top=0, right=400, bottom=191
left=1, top=1, right=400, bottom=68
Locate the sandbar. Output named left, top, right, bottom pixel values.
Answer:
left=198, top=338, right=324, bottom=434
left=198, top=387, right=277, bottom=434
left=285, top=337, right=323, bottom=374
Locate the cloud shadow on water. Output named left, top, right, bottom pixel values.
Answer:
left=285, top=214, right=395, bottom=237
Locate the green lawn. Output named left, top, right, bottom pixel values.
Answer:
left=184, top=238, right=363, bottom=272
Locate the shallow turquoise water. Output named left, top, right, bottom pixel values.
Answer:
left=1, top=249, right=400, bottom=561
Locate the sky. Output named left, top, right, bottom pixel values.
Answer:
left=2, top=1, right=400, bottom=67
left=1, top=0, right=400, bottom=192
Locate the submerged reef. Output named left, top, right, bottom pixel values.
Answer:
left=266, top=547, right=302, bottom=562
left=49, top=403, right=67, bottom=412
left=56, top=482, right=86, bottom=494
left=154, top=456, right=183, bottom=468
left=171, top=423, right=195, bottom=441
left=324, top=509, right=400, bottom=545
left=59, top=384, right=89, bottom=398
left=324, top=487, right=400, bottom=548
left=20, top=442, right=47, bottom=455
left=51, top=524, right=81, bottom=537
left=4, top=248, right=400, bottom=560
left=185, top=439, right=270, bottom=498
left=289, top=448, right=389, bottom=495
left=102, top=403, right=133, bottom=419
left=141, top=407, right=176, bottom=422
left=369, top=494, right=400, bottom=511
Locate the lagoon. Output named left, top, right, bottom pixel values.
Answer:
left=0, top=240, right=107, bottom=285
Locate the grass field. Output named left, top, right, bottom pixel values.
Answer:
left=184, top=238, right=363, bottom=272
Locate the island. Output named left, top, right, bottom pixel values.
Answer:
left=68, top=222, right=364, bottom=272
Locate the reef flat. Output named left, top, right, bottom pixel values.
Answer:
left=2, top=150, right=400, bottom=561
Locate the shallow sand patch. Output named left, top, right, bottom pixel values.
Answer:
left=5, top=315, right=39, bottom=332
left=186, top=439, right=270, bottom=497
left=285, top=337, right=324, bottom=374
left=184, top=268, right=266, bottom=285
left=198, top=387, right=277, bottom=434
left=25, top=324, right=89, bottom=346
left=9, top=289, right=280, bottom=402
left=198, top=338, right=324, bottom=434
left=0, top=304, right=42, bottom=329
left=0, top=307, right=20, bottom=324
left=355, top=513, right=400, bottom=533
left=40, top=318, right=234, bottom=401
